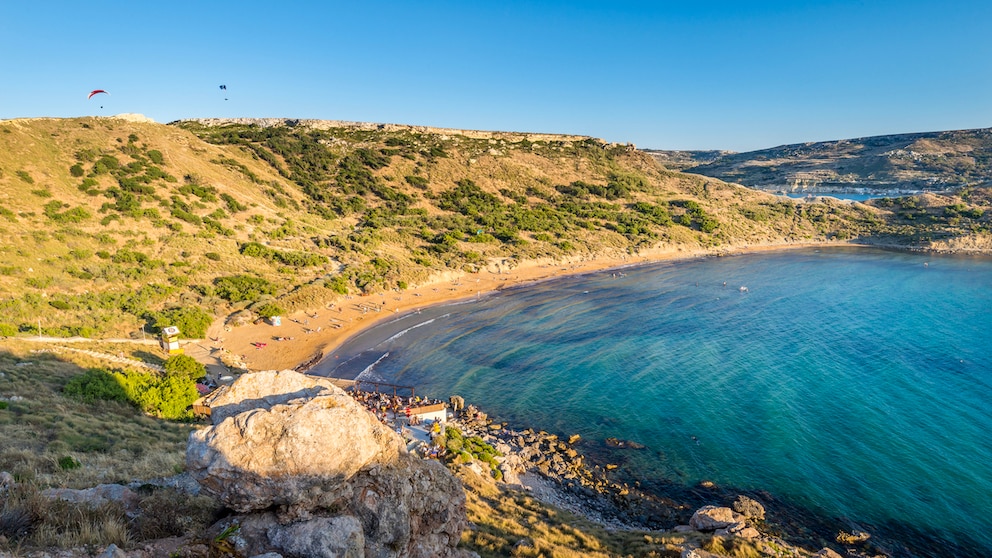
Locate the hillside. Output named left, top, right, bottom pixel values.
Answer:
left=2, top=116, right=991, bottom=558
left=1, top=115, right=932, bottom=341
left=649, top=127, right=992, bottom=195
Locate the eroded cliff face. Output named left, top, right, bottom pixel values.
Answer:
left=186, top=370, right=470, bottom=558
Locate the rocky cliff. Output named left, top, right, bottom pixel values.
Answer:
left=186, top=370, right=471, bottom=558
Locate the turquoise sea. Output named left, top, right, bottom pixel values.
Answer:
left=316, top=247, right=992, bottom=555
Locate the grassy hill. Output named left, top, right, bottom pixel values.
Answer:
left=650, top=127, right=992, bottom=194
left=0, top=116, right=989, bottom=342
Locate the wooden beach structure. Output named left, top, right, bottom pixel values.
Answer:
left=191, top=384, right=230, bottom=418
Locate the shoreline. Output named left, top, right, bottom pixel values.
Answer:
left=208, top=240, right=864, bottom=375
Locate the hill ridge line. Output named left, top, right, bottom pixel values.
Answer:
left=174, top=117, right=605, bottom=144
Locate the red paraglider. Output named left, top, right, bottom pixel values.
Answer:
left=87, top=89, right=109, bottom=99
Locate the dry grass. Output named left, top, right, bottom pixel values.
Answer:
left=0, top=339, right=192, bottom=487
left=0, top=339, right=223, bottom=553
left=454, top=465, right=694, bottom=557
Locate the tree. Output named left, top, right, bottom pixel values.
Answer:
left=254, top=302, right=284, bottom=319
left=163, top=354, right=207, bottom=382
left=152, top=306, right=213, bottom=339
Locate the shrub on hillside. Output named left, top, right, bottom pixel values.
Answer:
left=64, top=368, right=130, bottom=404
left=214, top=275, right=276, bottom=302
left=151, top=306, right=213, bottom=339
left=325, top=275, right=349, bottom=295
left=129, top=373, right=199, bottom=420
left=163, top=354, right=206, bottom=382
left=43, top=201, right=91, bottom=224
left=405, top=175, right=429, bottom=189
left=220, top=193, right=248, bottom=212
left=253, top=302, right=284, bottom=319
left=240, top=242, right=272, bottom=258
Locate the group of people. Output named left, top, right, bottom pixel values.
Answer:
left=347, top=388, right=449, bottom=457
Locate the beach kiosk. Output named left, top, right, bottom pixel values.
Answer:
left=160, top=325, right=182, bottom=355
left=408, top=403, right=447, bottom=425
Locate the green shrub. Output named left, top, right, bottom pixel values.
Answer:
left=0, top=401, right=8, bottom=410
left=163, top=354, right=206, bottom=382
left=64, top=368, right=130, bottom=404
left=69, top=163, right=85, bottom=177
left=204, top=252, right=221, bottom=261
left=220, top=193, right=247, bottom=212
left=254, top=302, right=284, bottom=319
left=15, top=170, right=34, bottom=184
left=214, top=275, right=276, bottom=302
left=147, top=150, right=164, bottom=165
left=151, top=306, right=213, bottom=339
left=0, top=323, right=17, bottom=336
left=43, top=201, right=91, bottom=223
left=57, top=456, right=81, bottom=470
left=405, top=175, right=429, bottom=189
left=240, top=242, right=272, bottom=258
left=325, top=275, right=349, bottom=295
left=144, top=374, right=199, bottom=420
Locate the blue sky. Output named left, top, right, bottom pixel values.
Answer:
left=2, top=1, right=990, bottom=151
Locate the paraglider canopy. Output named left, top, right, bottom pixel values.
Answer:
left=87, top=89, right=109, bottom=99
left=219, top=85, right=227, bottom=90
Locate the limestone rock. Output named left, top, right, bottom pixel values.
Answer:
left=268, top=516, right=365, bottom=558
left=203, top=368, right=345, bottom=422
left=42, top=484, right=140, bottom=516
left=186, top=370, right=470, bottom=558
left=688, top=505, right=745, bottom=531
left=187, top=372, right=404, bottom=512
left=95, top=544, right=126, bottom=558
left=732, top=494, right=766, bottom=521
left=715, top=522, right=760, bottom=539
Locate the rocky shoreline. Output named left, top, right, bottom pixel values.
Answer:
left=439, top=397, right=985, bottom=558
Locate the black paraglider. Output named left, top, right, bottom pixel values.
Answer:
left=219, top=84, right=228, bottom=100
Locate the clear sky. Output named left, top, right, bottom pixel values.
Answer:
left=2, top=1, right=990, bottom=152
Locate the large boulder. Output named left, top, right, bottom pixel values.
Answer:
left=732, top=494, right=766, bottom=521
left=186, top=370, right=470, bottom=558
left=689, top=505, right=746, bottom=531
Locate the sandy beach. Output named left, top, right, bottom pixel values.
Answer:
left=199, top=241, right=843, bottom=376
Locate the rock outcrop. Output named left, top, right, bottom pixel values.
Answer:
left=688, top=505, right=745, bottom=531
left=186, top=370, right=470, bottom=558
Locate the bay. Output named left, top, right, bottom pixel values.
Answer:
left=316, top=247, right=992, bottom=554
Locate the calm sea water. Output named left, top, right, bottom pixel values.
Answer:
left=317, top=247, right=992, bottom=554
